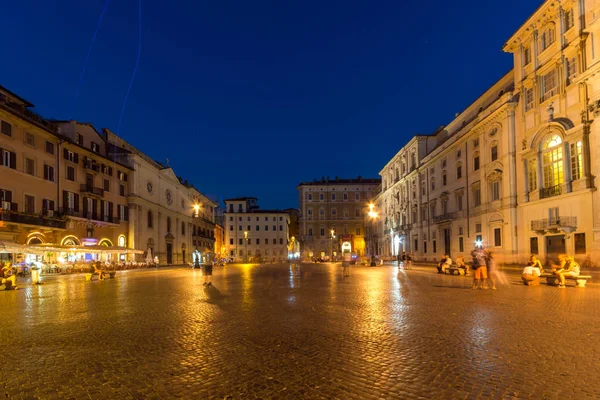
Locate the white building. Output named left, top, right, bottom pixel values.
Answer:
left=105, top=129, right=217, bottom=265
left=223, top=197, right=290, bottom=263
left=375, top=0, right=600, bottom=267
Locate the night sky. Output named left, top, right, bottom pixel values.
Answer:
left=1, top=0, right=540, bottom=209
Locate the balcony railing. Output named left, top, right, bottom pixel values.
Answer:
left=0, top=210, right=66, bottom=229
left=432, top=212, right=457, bottom=224
left=84, top=160, right=100, bottom=172
left=531, top=216, right=577, bottom=232
left=540, top=184, right=562, bottom=199
left=80, top=184, right=104, bottom=197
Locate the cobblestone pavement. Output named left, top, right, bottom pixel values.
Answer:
left=1, top=263, right=599, bottom=399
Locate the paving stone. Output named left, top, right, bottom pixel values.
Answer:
left=1, top=264, right=599, bottom=398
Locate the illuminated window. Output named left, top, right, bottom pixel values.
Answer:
left=542, top=135, right=564, bottom=188
left=118, top=235, right=126, bottom=247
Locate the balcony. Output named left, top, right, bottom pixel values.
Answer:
left=432, top=212, right=457, bottom=224
left=80, top=184, right=104, bottom=197
left=531, top=216, right=577, bottom=233
left=539, top=185, right=562, bottom=199
left=84, top=159, right=100, bottom=173
left=0, top=210, right=66, bottom=229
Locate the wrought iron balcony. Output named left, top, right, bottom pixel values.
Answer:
left=433, top=212, right=457, bottom=223
left=0, top=210, right=66, bottom=229
left=80, top=184, right=104, bottom=197
left=531, top=217, right=577, bottom=232
left=539, top=184, right=562, bottom=199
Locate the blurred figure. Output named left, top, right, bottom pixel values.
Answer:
left=406, top=252, right=413, bottom=269
left=484, top=250, right=497, bottom=290
left=437, top=255, right=452, bottom=274
left=455, top=255, right=469, bottom=275
left=553, top=255, right=580, bottom=288
left=1, top=262, right=16, bottom=290
left=530, top=255, right=544, bottom=275
left=342, top=252, right=351, bottom=277
left=522, top=259, right=541, bottom=286
left=471, top=246, right=488, bottom=289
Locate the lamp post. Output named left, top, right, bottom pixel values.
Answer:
left=244, top=231, right=248, bottom=263
left=330, top=229, right=335, bottom=262
left=368, top=203, right=378, bottom=266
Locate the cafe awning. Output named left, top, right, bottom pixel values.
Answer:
left=29, top=243, right=144, bottom=254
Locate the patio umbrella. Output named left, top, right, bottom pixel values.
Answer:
left=146, top=248, right=153, bottom=264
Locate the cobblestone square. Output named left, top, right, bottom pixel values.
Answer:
left=1, top=264, right=599, bottom=399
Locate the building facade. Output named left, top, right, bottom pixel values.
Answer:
left=375, top=0, right=600, bottom=267
left=297, top=177, right=381, bottom=261
left=0, top=86, right=68, bottom=257
left=0, top=86, right=135, bottom=263
left=223, top=197, right=290, bottom=263
left=105, top=130, right=216, bottom=265
left=504, top=0, right=599, bottom=266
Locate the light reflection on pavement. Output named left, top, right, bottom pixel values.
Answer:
left=0, top=263, right=599, bottom=399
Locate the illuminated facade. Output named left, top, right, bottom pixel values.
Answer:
left=105, top=130, right=216, bottom=265
left=504, top=0, right=598, bottom=266
left=223, top=197, right=290, bottom=263
left=297, top=177, right=381, bottom=260
left=376, top=0, right=600, bottom=266
left=0, top=87, right=133, bottom=261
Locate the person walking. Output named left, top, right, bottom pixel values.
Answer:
left=406, top=252, right=413, bottom=269
left=471, top=246, right=488, bottom=289
left=484, top=250, right=497, bottom=290
left=342, top=251, right=351, bottom=277
left=202, top=260, right=214, bottom=287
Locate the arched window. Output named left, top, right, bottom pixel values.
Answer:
left=147, top=210, right=153, bottom=228
left=542, top=134, right=564, bottom=188
left=118, top=235, right=126, bottom=247
left=167, top=217, right=172, bottom=233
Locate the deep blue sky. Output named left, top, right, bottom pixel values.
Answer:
left=1, top=0, right=540, bottom=209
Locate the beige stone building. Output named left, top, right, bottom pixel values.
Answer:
left=223, top=197, right=290, bottom=263
left=504, top=0, right=598, bottom=266
left=0, top=86, right=134, bottom=263
left=105, top=130, right=217, bottom=265
left=376, top=75, right=518, bottom=264
left=375, top=0, right=600, bottom=267
left=0, top=85, right=67, bottom=257
left=297, top=177, right=381, bottom=260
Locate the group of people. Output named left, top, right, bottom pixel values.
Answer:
left=436, top=254, right=471, bottom=275
left=522, top=254, right=580, bottom=288
left=435, top=247, right=497, bottom=290
left=398, top=252, right=413, bottom=269
left=1, top=262, right=17, bottom=290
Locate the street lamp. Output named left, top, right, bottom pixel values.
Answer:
left=330, top=229, right=335, bottom=261
left=244, top=231, right=248, bottom=263
left=368, top=203, right=378, bottom=266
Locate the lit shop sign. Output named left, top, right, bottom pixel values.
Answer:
left=82, top=238, right=98, bottom=246
left=341, top=242, right=352, bottom=252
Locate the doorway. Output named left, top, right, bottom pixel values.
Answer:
left=443, top=228, right=451, bottom=257
left=166, top=243, right=173, bottom=264
left=545, top=235, right=565, bottom=266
